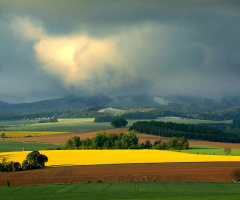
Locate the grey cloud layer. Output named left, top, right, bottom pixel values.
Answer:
left=0, top=0, right=240, bottom=103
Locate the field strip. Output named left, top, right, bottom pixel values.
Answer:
left=0, top=150, right=240, bottom=167
left=1, top=162, right=240, bottom=186
left=3, top=131, right=66, bottom=138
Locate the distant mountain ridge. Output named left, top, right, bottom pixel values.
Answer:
left=1, top=94, right=240, bottom=116
left=0, top=100, right=10, bottom=107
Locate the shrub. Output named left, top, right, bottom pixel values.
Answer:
left=111, top=118, right=128, bottom=128
left=144, top=140, right=152, bottom=149
left=22, top=151, right=48, bottom=170
left=231, top=169, right=240, bottom=181
left=224, top=147, right=232, bottom=155
left=0, top=158, right=22, bottom=172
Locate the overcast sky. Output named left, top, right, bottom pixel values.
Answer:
left=0, top=0, right=240, bottom=103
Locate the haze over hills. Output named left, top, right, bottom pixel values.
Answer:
left=0, top=100, right=10, bottom=107
left=1, top=94, right=240, bottom=116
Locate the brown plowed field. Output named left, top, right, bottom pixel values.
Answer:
left=0, top=162, right=239, bottom=186
left=6, top=128, right=128, bottom=145
left=7, top=128, right=240, bottom=149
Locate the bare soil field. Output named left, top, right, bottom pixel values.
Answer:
left=0, top=162, right=239, bottom=186
left=6, top=128, right=128, bottom=145
left=7, top=128, right=240, bottom=149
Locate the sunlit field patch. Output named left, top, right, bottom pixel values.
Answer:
left=2, top=131, right=65, bottom=138
left=0, top=150, right=240, bottom=167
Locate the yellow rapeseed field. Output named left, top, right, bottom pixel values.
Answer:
left=0, top=150, right=240, bottom=167
left=2, top=131, right=65, bottom=138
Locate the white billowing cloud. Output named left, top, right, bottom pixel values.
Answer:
left=7, top=14, right=240, bottom=99
left=34, top=35, right=126, bottom=93
left=10, top=17, right=137, bottom=94
left=10, top=17, right=45, bottom=41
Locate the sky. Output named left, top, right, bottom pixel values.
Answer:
left=0, top=0, right=240, bottom=103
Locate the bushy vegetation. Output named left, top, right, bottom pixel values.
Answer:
left=0, top=158, right=21, bottom=172
left=0, top=151, right=48, bottom=172
left=64, top=131, right=139, bottom=149
left=224, top=147, right=232, bottom=155
left=129, top=120, right=240, bottom=143
left=22, top=151, right=48, bottom=170
left=111, top=118, right=128, bottom=128
left=231, top=169, right=240, bottom=182
left=64, top=130, right=189, bottom=150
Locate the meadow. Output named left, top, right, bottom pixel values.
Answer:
left=0, top=141, right=61, bottom=152
left=4, top=118, right=112, bottom=132
left=0, top=150, right=240, bottom=167
left=2, top=117, right=232, bottom=132
left=178, top=145, right=240, bottom=156
left=1, top=131, right=65, bottom=138
left=0, top=119, right=38, bottom=126
left=0, top=182, right=239, bottom=200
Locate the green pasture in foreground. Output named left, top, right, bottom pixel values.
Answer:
left=178, top=145, right=240, bottom=156
left=0, top=141, right=61, bottom=152
left=3, top=117, right=232, bottom=132
left=0, top=182, right=239, bottom=200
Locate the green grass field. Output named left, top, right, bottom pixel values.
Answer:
left=3, top=117, right=232, bottom=132
left=0, top=141, right=61, bottom=152
left=0, top=182, right=239, bottom=200
left=0, top=120, right=38, bottom=126
left=178, top=145, right=240, bottom=156
left=4, top=118, right=113, bottom=132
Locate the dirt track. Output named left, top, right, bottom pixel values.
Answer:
left=0, top=162, right=239, bottom=186
left=7, top=128, right=240, bottom=149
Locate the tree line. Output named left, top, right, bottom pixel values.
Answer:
left=129, top=121, right=240, bottom=143
left=0, top=151, right=48, bottom=172
left=63, top=130, right=189, bottom=150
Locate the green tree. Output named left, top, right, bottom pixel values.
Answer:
left=224, top=147, right=232, bottom=155
left=121, top=131, right=138, bottom=147
left=72, top=136, right=81, bottom=147
left=38, top=154, right=48, bottom=167
left=65, top=139, right=74, bottom=149
left=93, top=131, right=108, bottom=149
left=22, top=151, right=48, bottom=169
left=111, top=118, right=128, bottom=128
left=0, top=158, right=21, bottom=172
left=65, top=136, right=81, bottom=149
left=166, top=137, right=178, bottom=149
left=1, top=133, right=5, bottom=141
left=82, top=137, right=92, bottom=148
left=144, top=140, right=152, bottom=149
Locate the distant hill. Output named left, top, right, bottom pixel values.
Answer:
left=1, top=94, right=240, bottom=117
left=0, top=95, right=112, bottom=115
left=0, top=100, right=10, bottom=107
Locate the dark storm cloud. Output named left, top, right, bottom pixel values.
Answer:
left=0, top=0, right=240, bottom=102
